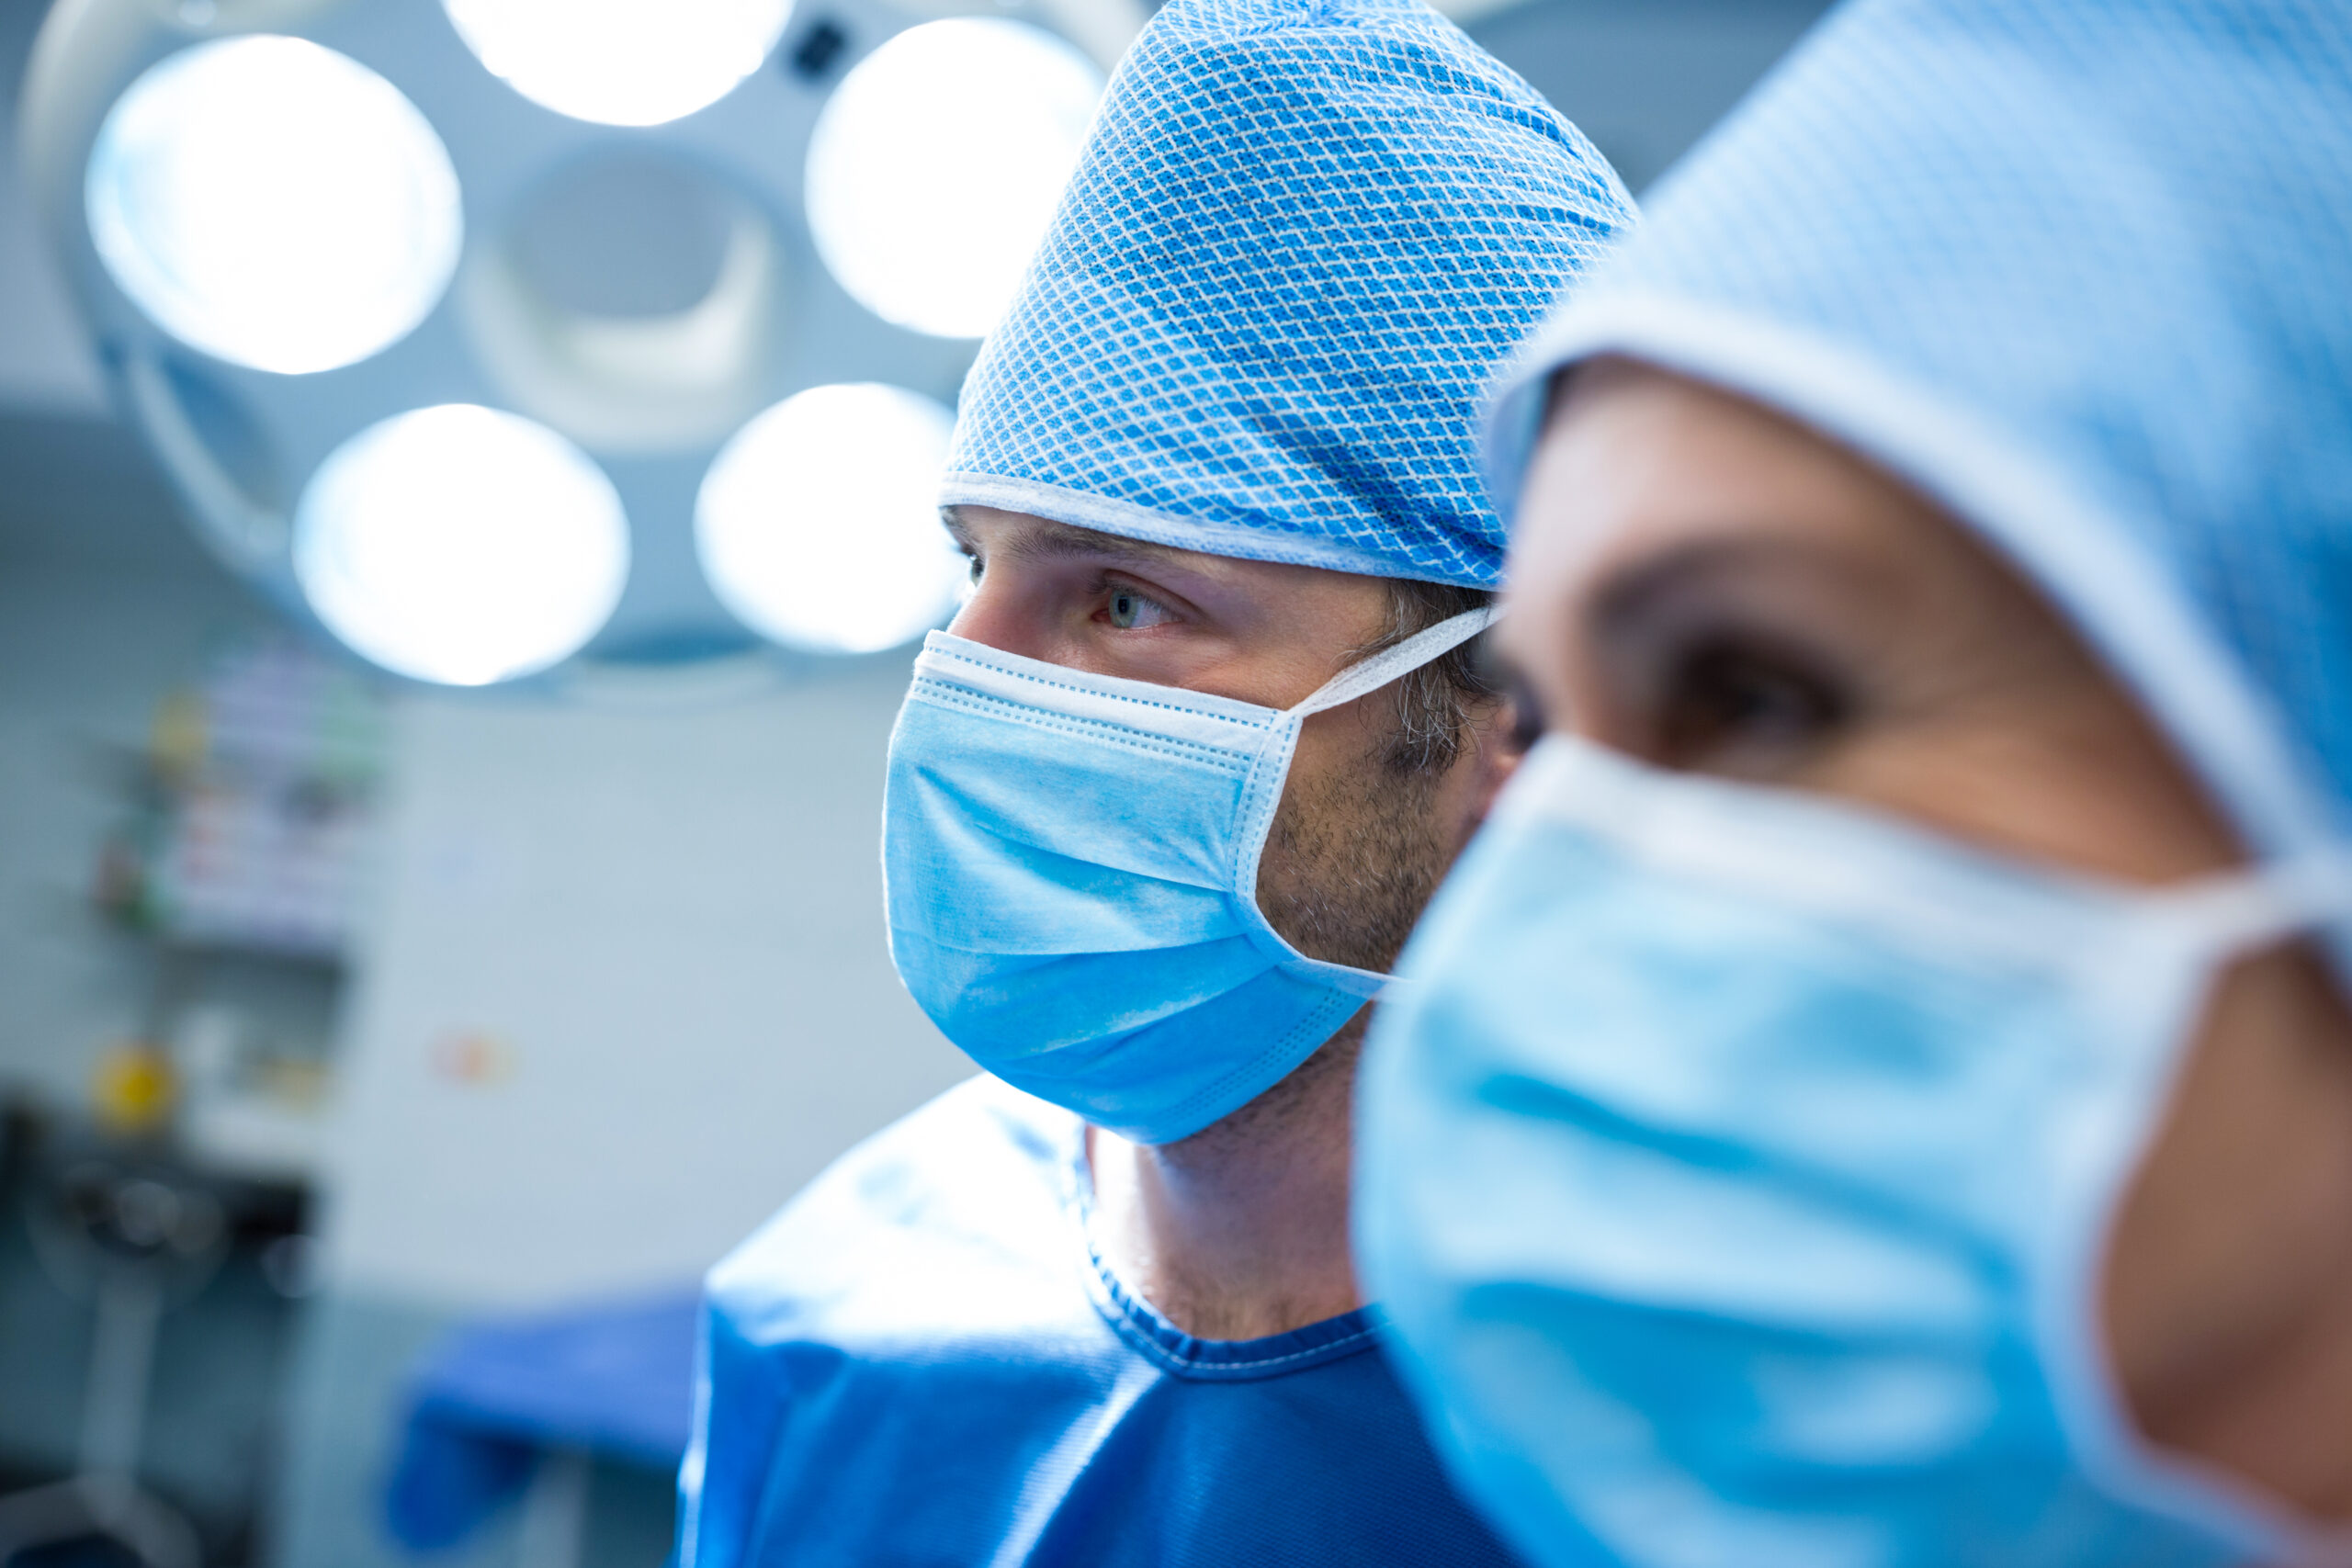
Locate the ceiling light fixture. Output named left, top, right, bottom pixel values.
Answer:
left=294, top=405, right=631, bottom=687
left=804, top=19, right=1103, bottom=339
left=85, top=36, right=461, bottom=376
left=695, top=382, right=963, bottom=655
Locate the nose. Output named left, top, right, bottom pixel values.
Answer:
left=945, top=560, right=1050, bottom=662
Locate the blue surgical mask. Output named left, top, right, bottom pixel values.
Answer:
left=1356, top=735, right=2352, bottom=1568
left=883, top=607, right=1494, bottom=1146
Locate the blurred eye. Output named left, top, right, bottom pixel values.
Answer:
left=1654, top=636, right=1849, bottom=772
left=1103, top=586, right=1173, bottom=630
left=1507, top=673, right=1546, bottom=752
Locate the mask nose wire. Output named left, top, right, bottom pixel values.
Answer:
left=1286, top=604, right=1499, bottom=720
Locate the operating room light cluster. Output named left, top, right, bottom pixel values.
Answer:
left=69, top=3, right=1109, bottom=682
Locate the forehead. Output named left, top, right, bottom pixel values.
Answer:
left=1496, top=364, right=2088, bottom=700
left=1533, top=362, right=1905, bottom=541
left=942, top=505, right=1401, bottom=628
left=942, top=506, right=1194, bottom=569
left=1498, top=360, right=2018, bottom=668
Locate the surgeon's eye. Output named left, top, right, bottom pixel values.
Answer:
left=1506, top=673, right=1546, bottom=752
left=1652, top=635, right=1849, bottom=773
left=1102, top=585, right=1175, bottom=630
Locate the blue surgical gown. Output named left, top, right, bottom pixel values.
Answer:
left=678, top=1075, right=1527, bottom=1566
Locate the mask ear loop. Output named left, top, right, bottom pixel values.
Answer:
left=1222, top=604, right=1500, bottom=1002
left=1287, top=604, right=1500, bottom=718
left=2153, top=849, right=2352, bottom=964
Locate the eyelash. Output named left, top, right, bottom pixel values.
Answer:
left=1649, top=632, right=1851, bottom=770
left=955, top=550, right=1178, bottom=630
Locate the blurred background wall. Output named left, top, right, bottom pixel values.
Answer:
left=0, top=0, right=1830, bottom=1562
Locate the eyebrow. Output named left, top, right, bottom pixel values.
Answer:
left=940, top=507, right=1193, bottom=571
left=1584, top=534, right=1883, bottom=638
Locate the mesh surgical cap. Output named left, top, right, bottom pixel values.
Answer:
left=943, top=0, right=1635, bottom=590
left=1493, top=0, right=2352, bottom=874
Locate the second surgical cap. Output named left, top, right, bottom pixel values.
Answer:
left=943, top=0, right=1636, bottom=590
left=1491, top=0, right=2352, bottom=880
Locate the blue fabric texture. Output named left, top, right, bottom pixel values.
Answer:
left=387, top=1292, right=699, bottom=1550
left=1493, top=0, right=2352, bottom=882
left=944, top=0, right=1635, bottom=588
left=674, top=1077, right=1527, bottom=1568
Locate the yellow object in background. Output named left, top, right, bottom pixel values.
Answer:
left=149, top=685, right=209, bottom=782
left=93, top=1040, right=178, bottom=1134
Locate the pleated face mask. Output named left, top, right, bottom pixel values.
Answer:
left=1356, top=735, right=2352, bottom=1568
left=882, top=607, right=1491, bottom=1145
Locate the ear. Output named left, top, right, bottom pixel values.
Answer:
left=1459, top=694, right=1526, bottom=833
left=1470, top=740, right=1521, bottom=829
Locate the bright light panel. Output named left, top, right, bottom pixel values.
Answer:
left=696, top=384, right=963, bottom=655
left=445, top=0, right=796, bottom=128
left=805, top=20, right=1102, bottom=339
left=86, top=37, right=462, bottom=376
left=295, top=406, right=630, bottom=685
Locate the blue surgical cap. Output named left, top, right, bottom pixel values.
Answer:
left=1492, top=0, right=2352, bottom=874
left=944, top=0, right=1635, bottom=589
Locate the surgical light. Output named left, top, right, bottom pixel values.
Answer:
left=294, top=406, right=629, bottom=686
left=29, top=0, right=1145, bottom=683
left=695, top=384, right=963, bottom=655
left=85, top=36, right=461, bottom=376
left=804, top=19, right=1103, bottom=339
left=443, top=0, right=797, bottom=128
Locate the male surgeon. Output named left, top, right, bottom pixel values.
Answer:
left=676, top=0, right=1634, bottom=1562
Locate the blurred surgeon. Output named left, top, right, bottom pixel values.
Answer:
left=1355, top=2, right=2352, bottom=1566
left=676, top=0, right=1634, bottom=1562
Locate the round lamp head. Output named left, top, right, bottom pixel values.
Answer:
left=695, top=383, right=963, bottom=655
left=295, top=405, right=630, bottom=685
left=805, top=19, right=1102, bottom=339
left=86, top=36, right=462, bottom=376
left=444, top=0, right=798, bottom=127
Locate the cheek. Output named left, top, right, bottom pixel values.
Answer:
left=1815, top=692, right=2239, bottom=886
left=1255, top=700, right=1464, bottom=970
left=2101, top=946, right=2352, bottom=1472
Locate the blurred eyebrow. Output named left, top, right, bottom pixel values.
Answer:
left=1586, top=536, right=1879, bottom=639
left=940, top=507, right=1192, bottom=571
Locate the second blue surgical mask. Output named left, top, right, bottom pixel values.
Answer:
left=1356, top=735, right=2352, bottom=1568
left=884, top=608, right=1493, bottom=1145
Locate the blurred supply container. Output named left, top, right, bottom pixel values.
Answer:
left=100, top=636, right=382, bottom=961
